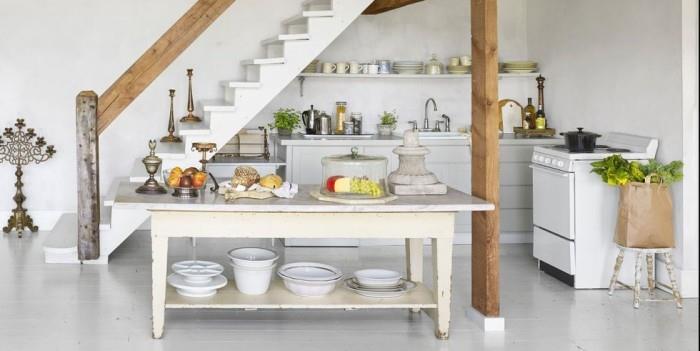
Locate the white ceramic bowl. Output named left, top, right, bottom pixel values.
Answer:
left=278, top=273, right=340, bottom=297
left=278, top=262, right=342, bottom=281
left=353, top=269, right=402, bottom=287
left=231, top=262, right=276, bottom=295
left=227, top=247, right=279, bottom=268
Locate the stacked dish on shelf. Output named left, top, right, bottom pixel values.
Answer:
left=302, top=60, right=319, bottom=74
left=278, top=262, right=343, bottom=297
left=228, top=247, right=279, bottom=295
left=502, top=61, right=538, bottom=73
left=393, top=61, right=424, bottom=74
left=344, top=269, right=416, bottom=298
left=167, top=260, right=228, bottom=297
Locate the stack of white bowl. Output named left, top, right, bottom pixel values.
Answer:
left=227, top=247, right=279, bottom=295
left=277, top=262, right=343, bottom=297
left=393, top=61, right=424, bottom=74
left=167, top=260, right=228, bottom=297
left=502, top=61, right=538, bottom=73
left=344, top=269, right=416, bottom=298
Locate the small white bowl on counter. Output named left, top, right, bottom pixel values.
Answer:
left=227, top=247, right=279, bottom=295
left=277, top=262, right=343, bottom=297
left=353, top=269, right=402, bottom=287
left=227, top=247, right=279, bottom=268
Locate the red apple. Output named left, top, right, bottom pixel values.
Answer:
left=326, top=176, right=342, bottom=192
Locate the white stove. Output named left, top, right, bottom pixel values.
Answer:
left=530, top=132, right=659, bottom=288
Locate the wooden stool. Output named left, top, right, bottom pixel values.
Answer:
left=608, top=245, right=682, bottom=309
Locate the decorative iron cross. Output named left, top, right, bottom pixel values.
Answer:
left=0, top=118, right=56, bottom=236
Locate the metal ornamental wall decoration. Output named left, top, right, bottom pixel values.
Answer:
left=0, top=118, right=56, bottom=236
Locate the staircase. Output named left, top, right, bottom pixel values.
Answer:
left=43, top=0, right=375, bottom=264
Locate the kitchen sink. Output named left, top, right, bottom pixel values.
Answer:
left=302, top=134, right=375, bottom=139
left=396, top=131, right=469, bottom=140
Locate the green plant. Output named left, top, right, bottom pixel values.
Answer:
left=591, top=155, right=684, bottom=186
left=269, top=108, right=301, bottom=131
left=379, top=110, right=398, bottom=126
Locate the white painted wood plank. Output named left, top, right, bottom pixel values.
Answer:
left=241, top=57, right=285, bottom=65
left=261, top=33, right=311, bottom=46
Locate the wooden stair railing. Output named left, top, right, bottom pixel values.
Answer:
left=96, top=0, right=236, bottom=135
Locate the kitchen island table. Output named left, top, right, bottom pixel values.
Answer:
left=113, top=182, right=494, bottom=339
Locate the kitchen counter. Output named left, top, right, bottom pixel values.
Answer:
left=275, top=133, right=562, bottom=146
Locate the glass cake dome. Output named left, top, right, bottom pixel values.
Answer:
left=321, top=147, right=388, bottom=199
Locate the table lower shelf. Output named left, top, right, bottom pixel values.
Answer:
left=165, top=279, right=437, bottom=309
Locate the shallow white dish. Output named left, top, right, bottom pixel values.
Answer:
left=353, top=269, right=402, bottom=287
left=171, top=260, right=224, bottom=284
left=278, top=272, right=341, bottom=297
left=167, top=273, right=227, bottom=298
left=231, top=262, right=276, bottom=295
left=227, top=247, right=279, bottom=268
left=278, top=262, right=343, bottom=281
left=344, top=278, right=416, bottom=298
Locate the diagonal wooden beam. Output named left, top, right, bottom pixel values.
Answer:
left=470, top=0, right=500, bottom=317
left=363, top=0, right=424, bottom=15
left=97, top=0, right=236, bottom=135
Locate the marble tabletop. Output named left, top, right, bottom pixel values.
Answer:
left=114, top=182, right=495, bottom=213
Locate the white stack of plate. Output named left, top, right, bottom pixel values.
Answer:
left=228, top=247, right=279, bottom=295
left=503, top=61, right=538, bottom=73
left=302, top=60, right=319, bottom=73
left=393, top=61, right=424, bottom=74
left=167, top=260, right=227, bottom=297
left=278, top=262, right=343, bottom=297
left=344, top=269, right=416, bottom=298
left=446, top=65, right=470, bottom=74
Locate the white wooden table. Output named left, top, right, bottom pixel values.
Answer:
left=115, top=183, right=494, bottom=340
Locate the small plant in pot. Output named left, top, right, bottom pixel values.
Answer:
left=269, top=108, right=301, bottom=136
left=377, top=110, right=398, bottom=136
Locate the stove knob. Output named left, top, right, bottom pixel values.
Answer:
left=557, top=161, right=565, bottom=167
left=544, top=158, right=551, bottom=164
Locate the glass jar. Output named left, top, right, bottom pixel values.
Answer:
left=335, top=101, right=347, bottom=134
left=351, top=112, right=363, bottom=135
left=321, top=147, right=388, bottom=198
left=425, top=54, right=444, bottom=75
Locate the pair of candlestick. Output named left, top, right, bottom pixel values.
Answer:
left=161, top=69, right=201, bottom=143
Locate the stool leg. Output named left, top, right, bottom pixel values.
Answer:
left=633, top=252, right=642, bottom=308
left=646, top=254, right=655, bottom=298
left=608, top=248, right=625, bottom=295
left=662, top=253, right=683, bottom=309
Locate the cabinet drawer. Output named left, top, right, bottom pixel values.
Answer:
left=533, top=227, right=575, bottom=275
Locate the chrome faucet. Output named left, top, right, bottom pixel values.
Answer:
left=408, top=120, right=418, bottom=131
left=441, top=114, right=451, bottom=132
left=424, top=98, right=438, bottom=130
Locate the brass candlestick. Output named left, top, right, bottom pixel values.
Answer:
left=192, top=142, right=217, bottom=171
left=180, top=69, right=202, bottom=123
left=135, top=140, right=167, bottom=195
left=161, top=89, right=182, bottom=143
left=0, top=118, right=56, bottom=237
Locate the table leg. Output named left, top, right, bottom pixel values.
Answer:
left=405, top=238, right=424, bottom=313
left=608, top=248, right=625, bottom=295
left=431, top=237, right=453, bottom=340
left=152, top=234, right=169, bottom=339
left=633, top=252, right=642, bottom=309
left=646, top=254, right=655, bottom=298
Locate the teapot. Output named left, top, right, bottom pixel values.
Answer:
left=302, top=105, right=320, bottom=134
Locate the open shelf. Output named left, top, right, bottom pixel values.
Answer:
left=298, top=72, right=540, bottom=79
left=165, top=279, right=437, bottom=309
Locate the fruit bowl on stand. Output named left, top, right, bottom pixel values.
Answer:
left=311, top=147, right=397, bottom=204
left=163, top=167, right=208, bottom=198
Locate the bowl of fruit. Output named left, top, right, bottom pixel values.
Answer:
left=164, top=166, right=208, bottom=198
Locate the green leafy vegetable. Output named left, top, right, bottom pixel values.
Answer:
left=268, top=108, right=301, bottom=131
left=591, top=155, right=683, bottom=186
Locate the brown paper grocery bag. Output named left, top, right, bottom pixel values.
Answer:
left=614, top=181, right=675, bottom=248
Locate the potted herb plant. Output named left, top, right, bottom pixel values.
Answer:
left=591, top=155, right=683, bottom=248
left=377, top=110, right=398, bottom=136
left=269, top=108, right=301, bottom=136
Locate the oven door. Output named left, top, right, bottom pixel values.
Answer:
left=531, top=164, right=576, bottom=239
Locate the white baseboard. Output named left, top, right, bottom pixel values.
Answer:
left=655, top=261, right=699, bottom=298
left=466, top=306, right=505, bottom=331
left=0, top=210, right=65, bottom=232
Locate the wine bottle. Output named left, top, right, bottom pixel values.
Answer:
left=523, top=98, right=536, bottom=129
left=535, top=104, right=546, bottom=130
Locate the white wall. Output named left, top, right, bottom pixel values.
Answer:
left=527, top=0, right=697, bottom=296
left=0, top=0, right=536, bottom=226
left=250, top=0, right=536, bottom=133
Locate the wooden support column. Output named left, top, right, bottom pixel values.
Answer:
left=470, top=0, right=500, bottom=317
left=76, top=91, right=100, bottom=260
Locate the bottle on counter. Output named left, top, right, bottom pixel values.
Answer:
left=523, top=98, right=536, bottom=129
left=335, top=101, right=347, bottom=134
left=535, top=103, right=547, bottom=129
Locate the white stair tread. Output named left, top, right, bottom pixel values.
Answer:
left=100, top=205, right=111, bottom=231
left=223, top=81, right=262, bottom=88
left=283, top=11, right=334, bottom=25
left=203, top=102, right=237, bottom=113
left=178, top=120, right=211, bottom=136
left=155, top=141, right=187, bottom=159
left=129, top=158, right=164, bottom=183
left=103, top=177, right=127, bottom=207
left=242, top=57, right=286, bottom=65
left=261, top=33, right=311, bottom=46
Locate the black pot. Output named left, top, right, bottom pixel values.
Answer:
left=560, top=128, right=601, bottom=152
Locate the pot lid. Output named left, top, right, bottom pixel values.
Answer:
left=322, top=146, right=387, bottom=163
left=561, top=127, right=601, bottom=137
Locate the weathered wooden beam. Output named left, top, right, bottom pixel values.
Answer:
left=76, top=91, right=100, bottom=261
left=363, top=0, right=424, bottom=14
left=97, top=0, right=236, bottom=134
left=470, top=0, right=500, bottom=317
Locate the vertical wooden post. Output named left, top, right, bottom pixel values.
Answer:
left=76, top=91, right=100, bottom=261
left=470, top=0, right=500, bottom=317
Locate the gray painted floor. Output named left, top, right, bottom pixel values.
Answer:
left=1, top=231, right=697, bottom=351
